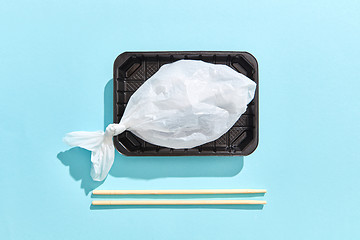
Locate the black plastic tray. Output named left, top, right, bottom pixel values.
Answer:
left=113, top=51, right=259, bottom=156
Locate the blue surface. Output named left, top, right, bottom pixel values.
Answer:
left=1, top=1, right=360, bottom=239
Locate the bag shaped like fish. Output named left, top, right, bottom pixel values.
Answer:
left=64, top=60, right=256, bottom=181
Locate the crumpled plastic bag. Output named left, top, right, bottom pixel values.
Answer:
left=64, top=60, right=256, bottom=181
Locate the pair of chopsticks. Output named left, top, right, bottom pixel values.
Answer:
left=92, top=189, right=267, bottom=206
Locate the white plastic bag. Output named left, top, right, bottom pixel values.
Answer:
left=64, top=60, right=256, bottom=181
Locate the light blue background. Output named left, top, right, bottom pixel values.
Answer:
left=1, top=0, right=359, bottom=239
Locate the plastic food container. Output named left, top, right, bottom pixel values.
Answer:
left=113, top=51, right=259, bottom=156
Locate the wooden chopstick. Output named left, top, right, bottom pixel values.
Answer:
left=92, top=189, right=267, bottom=195
left=92, top=200, right=266, bottom=206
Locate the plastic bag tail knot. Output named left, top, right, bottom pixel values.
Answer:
left=105, top=123, right=127, bottom=137
left=63, top=123, right=126, bottom=181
